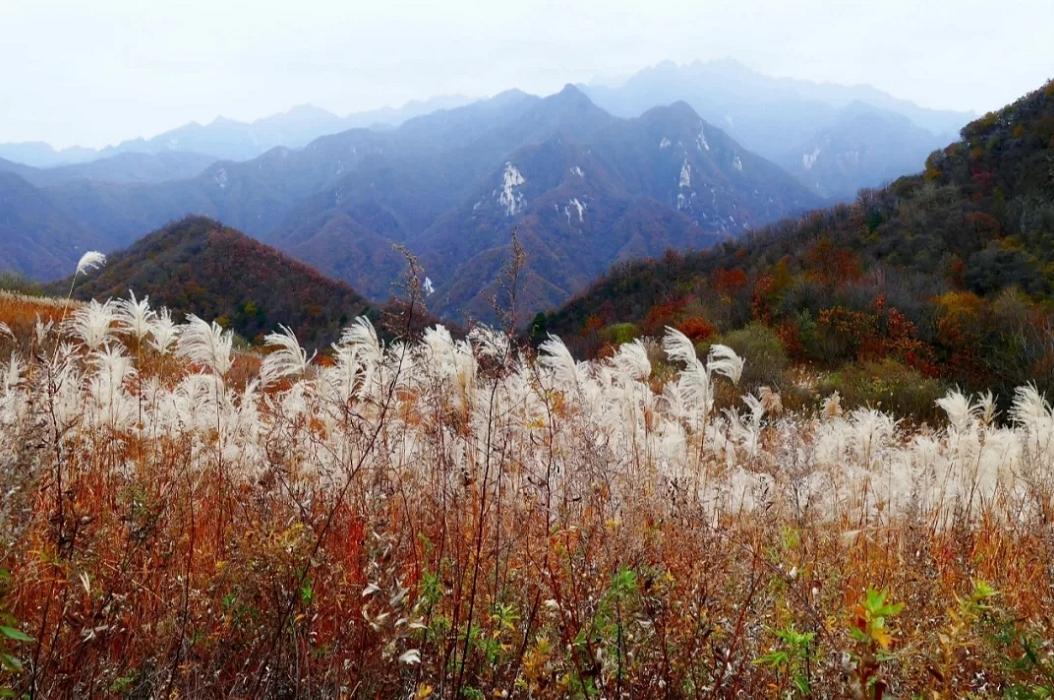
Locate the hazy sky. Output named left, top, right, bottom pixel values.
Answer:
left=2, top=0, right=1051, bottom=149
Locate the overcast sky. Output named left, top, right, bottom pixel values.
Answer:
left=2, top=0, right=1051, bottom=149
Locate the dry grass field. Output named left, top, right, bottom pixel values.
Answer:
left=1, top=288, right=1053, bottom=698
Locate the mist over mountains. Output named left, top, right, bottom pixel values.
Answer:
left=0, top=59, right=969, bottom=197
left=0, top=95, right=472, bottom=167
left=0, top=59, right=976, bottom=322
left=582, top=59, right=973, bottom=199
left=1, top=82, right=822, bottom=321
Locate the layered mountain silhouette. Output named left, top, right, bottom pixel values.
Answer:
left=2, top=85, right=820, bottom=322
left=0, top=151, right=217, bottom=187
left=583, top=59, right=972, bottom=199
left=776, top=102, right=947, bottom=198
left=0, top=96, right=472, bottom=168
left=0, top=142, right=97, bottom=169
left=1, top=60, right=973, bottom=202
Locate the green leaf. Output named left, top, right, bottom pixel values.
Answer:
left=608, top=568, right=638, bottom=599
left=863, top=588, right=903, bottom=620
left=849, top=628, right=870, bottom=643
left=0, top=626, right=31, bottom=643
left=971, top=579, right=998, bottom=602
left=754, top=650, right=790, bottom=667
left=0, top=652, right=22, bottom=672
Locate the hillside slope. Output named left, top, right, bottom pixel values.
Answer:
left=0, top=172, right=99, bottom=280
left=545, top=80, right=1054, bottom=399
left=67, top=216, right=375, bottom=347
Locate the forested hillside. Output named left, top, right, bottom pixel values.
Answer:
left=64, top=216, right=376, bottom=347
left=544, top=80, right=1054, bottom=407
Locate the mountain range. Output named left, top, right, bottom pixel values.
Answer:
left=0, top=151, right=218, bottom=187
left=3, top=61, right=1049, bottom=405
left=0, top=60, right=994, bottom=330
left=0, top=95, right=472, bottom=168
left=582, top=59, right=974, bottom=199
left=1, top=60, right=971, bottom=204
left=543, top=79, right=1054, bottom=397
left=0, top=84, right=820, bottom=322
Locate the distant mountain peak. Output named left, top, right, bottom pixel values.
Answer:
left=516, top=84, right=614, bottom=138
left=583, top=58, right=975, bottom=199
left=640, top=100, right=702, bottom=127
left=555, top=83, right=587, bottom=98
left=286, top=103, right=335, bottom=115
left=542, top=83, right=596, bottom=109
left=262, top=104, right=342, bottom=124
left=491, top=88, right=531, bottom=101
left=208, top=116, right=240, bottom=127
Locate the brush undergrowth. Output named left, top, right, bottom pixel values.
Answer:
left=1, top=286, right=1053, bottom=698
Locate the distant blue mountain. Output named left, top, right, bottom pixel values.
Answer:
left=0, top=95, right=472, bottom=167
left=583, top=59, right=974, bottom=199
left=0, top=86, right=819, bottom=322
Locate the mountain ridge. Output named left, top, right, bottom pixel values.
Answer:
left=0, top=94, right=474, bottom=167
left=582, top=59, right=974, bottom=199
left=5, top=85, right=821, bottom=324
left=542, top=78, right=1054, bottom=398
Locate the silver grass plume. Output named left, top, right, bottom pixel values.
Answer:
left=67, top=299, right=117, bottom=350
left=609, top=338, right=651, bottom=382
left=662, top=326, right=712, bottom=413
left=975, top=390, right=998, bottom=426
left=339, top=317, right=381, bottom=363
left=538, top=334, right=580, bottom=389
left=1010, top=384, right=1052, bottom=428
left=260, top=325, right=315, bottom=387
left=115, top=291, right=156, bottom=342
left=936, top=389, right=975, bottom=434
left=707, top=343, right=744, bottom=385
left=75, top=251, right=107, bottom=276
left=177, top=315, right=234, bottom=376
left=147, top=307, right=179, bottom=355
left=661, top=326, right=699, bottom=369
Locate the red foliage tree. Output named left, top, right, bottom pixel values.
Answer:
left=642, top=297, right=688, bottom=336
left=676, top=316, right=716, bottom=343
left=805, top=239, right=862, bottom=286
left=712, top=268, right=748, bottom=295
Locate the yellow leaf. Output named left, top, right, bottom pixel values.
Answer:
left=874, top=628, right=892, bottom=649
